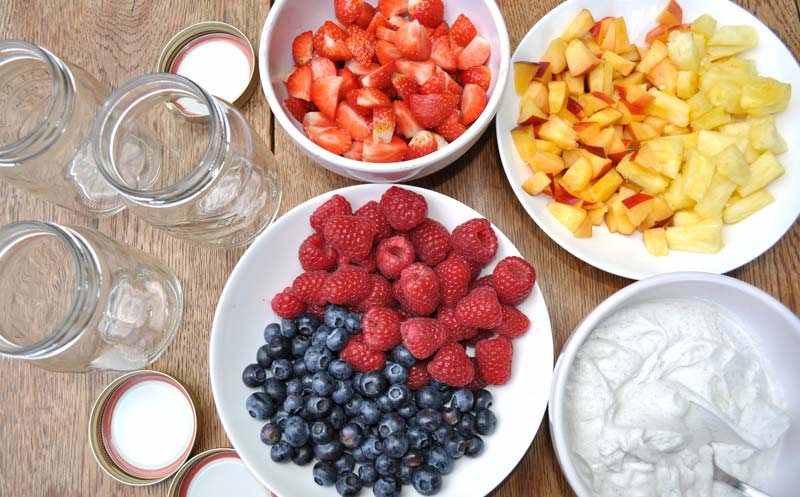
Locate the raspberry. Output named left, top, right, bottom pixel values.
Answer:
left=376, top=235, right=415, bottom=279
left=306, top=303, right=327, bottom=319
left=407, top=360, right=431, bottom=389
left=355, top=200, right=393, bottom=241
left=397, top=263, right=440, bottom=316
left=362, top=307, right=402, bottom=351
left=434, top=254, right=471, bottom=307
left=340, top=334, right=386, bottom=372
left=310, top=194, right=353, bottom=232
left=396, top=307, right=415, bottom=322
left=323, top=214, right=376, bottom=261
left=494, top=305, right=530, bottom=338
left=465, top=357, right=487, bottom=391
left=357, top=274, right=395, bottom=312
left=469, top=274, right=493, bottom=292
left=492, top=256, right=536, bottom=305
left=455, top=286, right=503, bottom=329
left=437, top=306, right=478, bottom=342
left=467, top=259, right=485, bottom=281
left=409, top=219, right=452, bottom=265
left=340, top=247, right=377, bottom=273
left=462, top=329, right=493, bottom=348
left=475, top=335, right=513, bottom=385
left=451, top=218, right=498, bottom=263
left=400, top=318, right=448, bottom=359
left=291, top=271, right=329, bottom=305
left=298, top=233, right=338, bottom=271
left=271, top=287, right=306, bottom=318
left=379, top=186, right=428, bottom=231
left=323, top=265, right=372, bottom=304
left=427, top=342, right=475, bottom=387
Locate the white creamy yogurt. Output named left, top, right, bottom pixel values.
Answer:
left=565, top=299, right=790, bottom=497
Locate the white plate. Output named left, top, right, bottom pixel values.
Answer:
left=496, top=0, right=800, bottom=280
left=209, top=184, right=554, bottom=497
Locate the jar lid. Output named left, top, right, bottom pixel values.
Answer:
left=167, top=448, right=272, bottom=497
left=158, top=21, right=258, bottom=108
left=89, top=370, right=198, bottom=485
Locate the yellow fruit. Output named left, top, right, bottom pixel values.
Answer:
left=738, top=152, right=785, bottom=196
left=636, top=137, right=683, bottom=179
left=691, top=14, right=718, bottom=39
left=683, top=149, right=715, bottom=203
left=692, top=107, right=731, bottom=131
left=547, top=202, right=587, bottom=232
left=539, top=116, right=578, bottom=150
left=587, top=107, right=623, bottom=127
left=676, top=71, right=698, bottom=99
left=587, top=204, right=608, bottom=226
left=740, top=77, right=792, bottom=116
left=585, top=168, right=624, bottom=203
left=617, top=153, right=669, bottom=194
left=511, top=125, right=537, bottom=163
left=708, top=25, right=758, bottom=48
left=694, top=173, right=737, bottom=218
left=668, top=30, right=700, bottom=71
left=542, top=38, right=568, bottom=74
left=748, top=118, right=788, bottom=155
left=561, top=157, right=593, bottom=193
left=643, top=228, right=669, bottom=256
left=522, top=171, right=552, bottom=196
left=672, top=210, right=704, bottom=226
left=561, top=9, right=595, bottom=42
left=646, top=88, right=690, bottom=127
left=666, top=219, right=723, bottom=253
left=723, top=189, right=775, bottom=224
left=637, top=40, right=668, bottom=74
left=665, top=174, right=697, bottom=211
left=514, top=62, right=538, bottom=96
left=687, top=93, right=713, bottom=120
left=715, top=144, right=751, bottom=186
left=602, top=50, right=636, bottom=76
left=529, top=150, right=566, bottom=174
left=697, top=130, right=746, bottom=156
left=566, top=39, right=601, bottom=77
left=548, top=81, right=569, bottom=114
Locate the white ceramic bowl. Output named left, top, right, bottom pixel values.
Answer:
left=210, top=184, right=554, bottom=497
left=496, top=0, right=800, bottom=280
left=259, top=0, right=511, bottom=183
left=549, top=272, right=800, bottom=497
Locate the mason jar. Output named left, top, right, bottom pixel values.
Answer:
left=0, top=221, right=183, bottom=372
left=92, top=73, right=282, bottom=248
left=0, top=40, right=124, bottom=217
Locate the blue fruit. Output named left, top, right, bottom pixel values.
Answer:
left=474, top=389, right=493, bottom=410
left=325, top=305, right=349, bottom=328
left=373, top=477, right=400, bottom=497
left=377, top=394, right=393, bottom=413
left=415, top=386, right=443, bottom=410
left=304, top=346, right=334, bottom=372
left=301, top=373, right=314, bottom=392
left=390, top=345, right=416, bottom=367
left=339, top=422, right=365, bottom=449
left=344, top=396, right=363, bottom=418
left=398, top=464, right=413, bottom=484
left=266, top=335, right=292, bottom=359
left=361, top=435, right=384, bottom=460
left=312, top=326, right=332, bottom=347
left=375, top=454, right=400, bottom=477
left=456, top=412, right=475, bottom=437
left=306, top=396, right=332, bottom=419
left=292, top=444, right=314, bottom=465
left=415, top=409, right=443, bottom=432
left=285, top=378, right=303, bottom=396
left=329, top=359, right=353, bottom=380
left=312, top=371, right=336, bottom=397
left=359, top=462, right=379, bottom=486
left=271, top=359, right=293, bottom=381
left=262, top=377, right=286, bottom=403
left=280, top=318, right=298, bottom=338
left=386, top=384, right=411, bottom=408
left=475, top=409, right=497, bottom=436
left=313, top=461, right=338, bottom=486
left=407, top=426, right=432, bottom=450
left=328, top=405, right=347, bottom=430
left=426, top=448, right=453, bottom=475
left=311, top=420, right=335, bottom=444
left=273, top=410, right=289, bottom=428
left=326, top=327, right=350, bottom=352
left=382, top=363, right=409, bottom=385
left=452, top=388, right=475, bottom=412
left=332, top=380, right=355, bottom=405
left=296, top=313, right=320, bottom=337
left=397, top=402, right=418, bottom=419
left=270, top=441, right=294, bottom=462
left=242, top=363, right=266, bottom=387
left=283, top=416, right=310, bottom=447
left=336, top=471, right=363, bottom=497
left=441, top=407, right=460, bottom=426
left=412, top=465, right=442, bottom=495
left=259, top=421, right=282, bottom=445
left=402, top=448, right=424, bottom=468
left=293, top=358, right=308, bottom=378
left=263, top=323, right=281, bottom=343
left=334, top=454, right=356, bottom=475
left=246, top=392, right=275, bottom=419
left=282, top=394, right=304, bottom=415
left=361, top=400, right=381, bottom=425
left=344, top=312, right=361, bottom=332
left=256, top=345, right=273, bottom=368
left=383, top=433, right=409, bottom=458
left=377, top=413, right=405, bottom=439
left=359, top=372, right=388, bottom=399
left=443, top=432, right=466, bottom=459
left=465, top=435, right=484, bottom=457
left=292, top=336, right=311, bottom=357
left=314, top=440, right=344, bottom=462
left=433, top=424, right=453, bottom=445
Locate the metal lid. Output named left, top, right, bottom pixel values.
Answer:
left=158, top=21, right=258, bottom=108
left=167, top=448, right=271, bottom=497
left=89, top=370, right=198, bottom=485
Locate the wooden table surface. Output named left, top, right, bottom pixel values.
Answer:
left=1, top=0, right=799, bottom=496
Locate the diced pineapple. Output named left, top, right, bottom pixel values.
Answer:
left=683, top=149, right=715, bottom=202
left=708, top=25, right=758, bottom=48
left=692, top=107, right=731, bottom=131
left=749, top=118, right=788, bottom=155
left=667, top=30, right=699, bottom=71
left=646, top=88, right=690, bottom=127
left=676, top=71, right=698, bottom=99
left=703, top=79, right=742, bottom=114
left=666, top=219, right=723, bottom=253
left=643, top=228, right=669, bottom=256
left=717, top=121, right=751, bottom=139
left=529, top=150, right=566, bottom=174
left=706, top=45, right=749, bottom=60
left=691, top=14, right=717, bottom=39
left=617, top=153, right=669, bottom=194
left=694, top=173, right=737, bottom=218
left=548, top=81, right=569, bottom=114
left=672, top=210, right=703, bottom=226
left=511, top=125, right=537, bottom=163
left=539, top=116, right=578, bottom=150
left=522, top=171, right=552, bottom=196
left=547, top=202, right=587, bottom=232
left=740, top=77, right=792, bottom=116
left=723, top=189, right=775, bottom=224
left=585, top=168, right=624, bottom=203
left=715, top=144, right=751, bottom=186
left=542, top=38, right=568, bottom=74
left=738, top=152, right=785, bottom=196
left=665, top=174, right=697, bottom=211
left=561, top=157, right=593, bottom=192
left=636, top=136, right=683, bottom=178
left=697, top=130, right=746, bottom=156
left=687, top=93, right=713, bottom=120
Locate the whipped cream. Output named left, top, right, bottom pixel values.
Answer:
left=565, top=299, right=789, bottom=497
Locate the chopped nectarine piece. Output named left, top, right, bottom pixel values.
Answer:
left=529, top=150, right=566, bottom=174
left=514, top=62, right=538, bottom=96
left=561, top=9, right=596, bottom=42
left=511, top=125, right=537, bottom=163
left=541, top=38, right=568, bottom=74
left=602, top=50, right=635, bottom=76
left=561, top=157, right=593, bottom=193
left=518, top=94, right=548, bottom=125
left=548, top=81, right=569, bottom=114
left=585, top=168, right=624, bottom=203
left=547, top=202, right=587, bottom=232
left=637, top=40, right=668, bottom=74
left=522, top=171, right=553, bottom=196
left=566, top=39, right=601, bottom=77
left=657, top=0, right=683, bottom=27
left=539, top=116, right=578, bottom=150
left=573, top=216, right=593, bottom=238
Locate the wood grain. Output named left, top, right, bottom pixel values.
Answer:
left=1, top=1, right=798, bottom=496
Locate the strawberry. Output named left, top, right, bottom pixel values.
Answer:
left=366, top=11, right=390, bottom=33
left=345, top=59, right=379, bottom=76
left=376, top=235, right=415, bottom=279
left=345, top=25, right=376, bottom=66
left=408, top=0, right=444, bottom=28
left=361, top=61, right=395, bottom=89
left=444, top=72, right=463, bottom=94
left=460, top=83, right=487, bottom=125
left=475, top=336, right=513, bottom=385
left=323, top=265, right=373, bottom=305
left=427, top=342, right=474, bottom=387
left=363, top=135, right=408, bottom=163
left=335, top=0, right=363, bottom=25
left=393, top=100, right=424, bottom=138
left=375, top=39, right=402, bottom=65
left=492, top=256, right=536, bottom=305
left=309, top=126, right=352, bottom=155
left=343, top=140, right=364, bottom=160
left=494, top=305, right=531, bottom=338
left=434, top=254, right=471, bottom=307
left=451, top=218, right=498, bottom=263
left=450, top=13, right=477, bottom=46
left=355, top=200, right=393, bottom=241
left=408, top=93, right=459, bottom=128
left=432, top=21, right=449, bottom=38
left=400, top=318, right=448, bottom=359
left=310, top=193, right=353, bottom=232
left=338, top=67, right=361, bottom=99
left=388, top=15, right=409, bottom=29
left=430, top=35, right=457, bottom=72
left=323, top=214, right=376, bottom=261
left=395, top=19, right=431, bottom=61
left=395, top=59, right=436, bottom=85
left=314, top=21, right=352, bottom=61
left=455, top=286, right=503, bottom=329
left=340, top=334, right=386, bottom=372
left=407, top=360, right=431, bottom=389
left=311, top=55, right=338, bottom=80
left=380, top=185, right=428, bottom=231
left=459, top=65, right=491, bottom=91
left=434, top=110, right=467, bottom=142
left=299, top=232, right=338, bottom=271
left=336, top=102, right=371, bottom=141
left=357, top=273, right=395, bottom=312
left=457, top=35, right=490, bottom=70
left=437, top=305, right=478, bottom=342
left=378, top=0, right=409, bottom=18
left=354, top=87, right=391, bottom=108
left=356, top=2, right=377, bottom=28
left=363, top=307, right=403, bottom=351
left=292, top=31, right=314, bottom=66
left=286, top=63, right=313, bottom=101
left=344, top=90, right=373, bottom=116
left=302, top=111, right=336, bottom=131
left=391, top=73, right=420, bottom=100
left=405, top=130, right=438, bottom=160
left=292, top=270, right=329, bottom=305
left=310, top=75, right=343, bottom=119
left=420, top=71, right=447, bottom=94
left=271, top=287, right=306, bottom=318
left=376, top=26, right=397, bottom=43
left=397, top=263, right=440, bottom=316
left=372, top=106, right=396, bottom=144
left=284, top=97, right=315, bottom=122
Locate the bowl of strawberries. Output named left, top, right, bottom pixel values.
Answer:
left=259, top=0, right=510, bottom=182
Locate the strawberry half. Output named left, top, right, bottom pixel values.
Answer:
left=373, top=106, right=396, bottom=144
left=430, top=35, right=457, bottom=72
left=434, top=110, right=467, bottom=142
left=395, top=59, right=436, bottom=85
left=336, top=101, right=371, bottom=141
left=420, top=71, right=448, bottom=94
left=366, top=12, right=391, bottom=33
left=409, top=92, right=459, bottom=128
left=311, top=75, right=343, bottom=120
left=361, top=61, right=395, bottom=89
left=457, top=35, right=491, bottom=70
left=459, top=65, right=492, bottom=91
left=292, top=31, right=314, bottom=66
left=393, top=100, right=424, bottom=139
left=460, top=83, right=487, bottom=125
left=345, top=25, right=376, bottom=67
left=395, top=19, right=432, bottom=61
left=376, top=39, right=402, bottom=65
left=450, top=13, right=478, bottom=47
left=311, top=55, right=337, bottom=80
left=343, top=140, right=364, bottom=160
left=408, top=0, right=444, bottom=28
left=376, top=26, right=397, bottom=43
left=314, top=21, right=352, bottom=61
left=286, top=63, right=313, bottom=101
left=405, top=130, right=438, bottom=160
left=309, top=126, right=353, bottom=155
left=378, top=0, right=409, bottom=17
left=391, top=73, right=421, bottom=100
left=354, top=87, right=391, bottom=108
left=338, top=67, right=361, bottom=99
left=285, top=97, right=315, bottom=122
left=363, top=135, right=408, bottom=163
left=335, top=0, right=363, bottom=25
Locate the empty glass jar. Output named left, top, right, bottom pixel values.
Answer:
left=0, top=40, right=123, bottom=217
left=0, top=221, right=183, bottom=372
left=92, top=73, right=281, bottom=248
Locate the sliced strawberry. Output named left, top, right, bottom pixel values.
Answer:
left=335, top=0, right=363, bottom=25
left=393, top=100, right=424, bottom=139
left=343, top=140, right=364, bottom=160
left=314, top=21, right=352, bottom=61
left=408, top=0, right=444, bottom=28
left=378, top=0, right=409, bottom=18
left=395, top=59, right=436, bottom=85
left=457, top=35, right=490, bottom=70
left=345, top=25, right=376, bottom=66
left=395, top=19, right=431, bottom=61
left=460, top=83, right=487, bottom=126
left=366, top=12, right=390, bottom=33
left=285, top=97, right=315, bottom=122
left=459, top=66, right=491, bottom=91
left=361, top=61, right=395, bottom=89
left=372, top=106, right=396, bottom=144
left=376, top=26, right=397, bottom=43
left=432, top=21, right=449, bottom=38
left=434, top=110, right=467, bottom=142
left=391, top=73, right=421, bottom=100
left=375, top=39, right=402, bottom=65
left=420, top=71, right=447, bottom=94
left=336, top=102, right=371, bottom=140
left=346, top=89, right=373, bottom=116
left=355, top=87, right=391, bottom=108
left=309, top=126, right=353, bottom=155
left=388, top=15, right=409, bottom=29
left=338, top=67, right=360, bottom=99
left=430, top=35, right=457, bottom=72
left=303, top=111, right=336, bottom=131
left=405, top=130, right=438, bottom=160
left=292, top=31, right=314, bottom=66
left=443, top=71, right=463, bottom=95
left=345, top=59, right=380, bottom=76
left=311, top=75, right=343, bottom=119
left=432, top=132, right=448, bottom=150
left=311, top=56, right=337, bottom=80
left=450, top=13, right=478, bottom=46
left=356, top=2, right=377, bottom=29
left=363, top=135, right=408, bottom=162
left=409, top=92, right=459, bottom=128
left=286, top=63, right=313, bottom=101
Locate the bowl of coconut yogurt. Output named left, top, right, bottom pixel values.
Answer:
left=549, top=272, right=800, bottom=497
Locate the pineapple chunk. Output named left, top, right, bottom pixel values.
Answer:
left=692, top=107, right=731, bottom=131
left=708, top=25, right=758, bottom=48
left=667, top=30, right=699, bottom=71
left=723, top=189, right=775, bottom=224
left=522, top=171, right=552, bottom=196
left=643, top=228, right=669, bottom=256
left=715, top=144, right=751, bottom=186
left=691, top=14, right=717, bottom=39
left=749, top=118, right=788, bottom=155
left=665, top=174, right=697, bottom=210
left=687, top=93, right=712, bottom=120
left=697, top=130, right=746, bottom=156
left=646, top=88, right=690, bottom=127
left=617, top=153, right=669, bottom=194
left=529, top=150, right=566, bottom=174
left=636, top=136, right=683, bottom=178
left=672, top=210, right=704, bottom=226
left=717, top=121, right=751, bottom=139
left=666, top=219, right=723, bottom=253
left=547, top=202, right=587, bottom=232
left=694, top=173, right=737, bottom=218
left=683, top=149, right=715, bottom=202
left=737, top=152, right=785, bottom=196
left=740, top=77, right=792, bottom=116
left=561, top=157, right=593, bottom=192
left=539, top=116, right=578, bottom=150
left=585, top=168, right=624, bottom=203
left=703, top=79, right=742, bottom=114
left=511, top=125, right=537, bottom=163
left=676, top=71, right=698, bottom=99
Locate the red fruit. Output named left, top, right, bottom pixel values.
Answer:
left=455, top=286, right=503, bottom=329
left=395, top=20, right=431, bottom=61
left=397, top=263, right=440, bottom=316
left=345, top=59, right=379, bottom=76
left=314, top=21, right=352, bottom=61
left=409, top=218, right=451, bottom=265
left=307, top=303, right=327, bottom=319
left=432, top=21, right=449, bottom=38
left=340, top=334, right=387, bottom=372
left=460, top=83, right=488, bottom=125
left=345, top=25, right=376, bottom=66
left=451, top=218, right=498, bottom=263
left=391, top=73, right=420, bottom=100
left=376, top=26, right=397, bottom=43
left=292, top=31, right=314, bottom=66
left=457, top=35, right=491, bottom=70
left=469, top=274, right=493, bottom=291
left=358, top=273, right=395, bottom=312
left=271, top=287, right=306, bottom=318
left=462, top=329, right=493, bottom=348
left=459, top=66, right=492, bottom=91
left=299, top=232, right=338, bottom=271
left=430, top=36, right=457, bottom=72
left=309, top=126, right=353, bottom=155
left=493, top=257, right=536, bottom=306
left=380, top=185, right=428, bottom=231
left=427, top=342, right=474, bottom=387
left=323, top=214, right=376, bottom=261
left=466, top=259, right=485, bottom=281
left=356, top=2, right=377, bottom=28
left=336, top=102, right=371, bottom=141
left=434, top=111, right=467, bottom=142
left=395, top=59, right=436, bottom=85
left=377, top=0, right=409, bottom=18
left=437, top=305, right=478, bottom=342
left=465, top=357, right=487, bottom=390
left=362, top=135, right=408, bottom=163
left=420, top=72, right=447, bottom=94
left=400, top=318, right=448, bottom=359
left=303, top=111, right=336, bottom=132
left=475, top=335, right=513, bottom=385
left=311, top=76, right=343, bottom=120
left=355, top=200, right=393, bottom=241
left=375, top=40, right=401, bottom=65
left=286, top=63, right=313, bottom=101
left=361, top=61, right=395, bottom=90
left=363, top=307, right=403, bottom=351
left=450, top=14, right=478, bottom=46
left=366, top=12, right=390, bottom=33
left=394, top=100, right=424, bottom=139
left=285, top=97, right=315, bottom=122
left=323, top=265, right=373, bottom=305
left=494, top=305, right=531, bottom=338
left=292, top=270, right=329, bottom=305
left=434, top=254, right=471, bottom=307
left=335, top=0, right=363, bottom=25
left=354, top=87, right=391, bottom=108
left=408, top=93, right=459, bottom=128
left=310, top=194, right=352, bottom=232
left=404, top=130, right=438, bottom=160
left=372, top=106, right=396, bottom=144
left=311, top=55, right=338, bottom=80
left=376, top=235, right=415, bottom=279
left=343, top=140, right=364, bottom=160
left=407, top=361, right=431, bottom=389
left=339, top=67, right=361, bottom=98
left=408, top=0, right=444, bottom=28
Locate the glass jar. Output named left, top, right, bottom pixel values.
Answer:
left=92, top=73, right=281, bottom=248
left=0, top=221, right=183, bottom=372
left=0, top=40, right=124, bottom=217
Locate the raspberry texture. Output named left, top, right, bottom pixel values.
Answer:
left=427, top=342, right=475, bottom=387
left=323, top=265, right=372, bottom=304
left=397, top=263, right=440, bottom=316
left=455, top=286, right=503, bottom=329
left=434, top=254, right=471, bottom=307
left=271, top=287, right=306, bottom=318
left=298, top=232, right=338, bottom=271
left=379, top=186, right=428, bottom=231
left=400, top=318, right=448, bottom=359
left=406, top=360, right=431, bottom=389
left=493, top=305, right=530, bottom=338
left=376, top=235, right=415, bottom=279
left=340, top=247, right=377, bottom=273
left=475, top=335, right=513, bottom=385
left=409, top=218, right=452, bottom=265
left=465, top=357, right=487, bottom=391
left=323, top=214, right=376, bottom=261
left=357, top=274, right=395, bottom=312
left=437, top=306, right=478, bottom=342
left=355, top=200, right=394, bottom=242
left=451, top=218, right=498, bottom=263
left=469, top=274, right=493, bottom=292
left=291, top=271, right=330, bottom=305
left=362, top=306, right=402, bottom=351
left=340, top=334, right=386, bottom=372
left=492, top=256, right=536, bottom=305
left=462, top=329, right=493, bottom=348
left=310, top=194, right=353, bottom=232
left=306, top=302, right=327, bottom=319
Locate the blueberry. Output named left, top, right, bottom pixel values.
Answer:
left=465, top=435, right=484, bottom=457
left=377, top=394, right=393, bottom=413
left=301, top=373, right=314, bottom=392
left=259, top=421, right=282, bottom=445
left=292, top=444, right=314, bottom=465
left=407, top=426, right=432, bottom=450
left=397, top=402, right=418, bottom=419
left=361, top=400, right=381, bottom=425
left=443, top=432, right=466, bottom=459
left=292, top=358, right=308, bottom=378
left=456, top=412, right=475, bottom=437
left=266, top=335, right=292, bottom=359
left=340, top=422, right=365, bottom=449
left=263, top=323, right=281, bottom=342
left=474, top=389, right=493, bottom=411
left=328, top=405, right=347, bottom=430
left=312, top=326, right=332, bottom=347
left=271, top=359, right=293, bottom=381
left=383, top=433, right=409, bottom=458
left=452, top=388, right=474, bottom=412
left=242, top=364, right=267, bottom=387
left=296, top=313, right=321, bottom=337
left=415, top=386, right=443, bottom=410
left=270, top=441, right=294, bottom=462
left=286, top=378, right=303, bottom=396
left=373, top=477, right=400, bottom=497
left=262, top=377, right=286, bottom=403
left=440, top=388, right=453, bottom=406
left=377, top=413, right=405, bottom=439
left=332, top=380, right=355, bottom=405
left=398, top=464, right=414, bottom=484
left=412, top=465, right=442, bottom=496
left=256, top=345, right=273, bottom=368
left=426, top=448, right=453, bottom=475
left=402, top=448, right=424, bottom=468
left=329, top=359, right=353, bottom=380
left=359, top=462, right=379, bottom=486
left=344, top=396, right=363, bottom=418
left=283, top=394, right=304, bottom=415
left=350, top=415, right=370, bottom=433
left=313, top=461, right=338, bottom=486
left=415, top=409, right=442, bottom=432
left=246, top=392, right=275, bottom=419
left=292, top=336, right=311, bottom=357
left=441, top=407, right=460, bottom=426
left=375, top=454, right=399, bottom=477
left=280, top=318, right=298, bottom=338
left=383, top=363, right=408, bottom=385
left=273, top=410, right=289, bottom=428
left=336, top=471, right=363, bottom=497
left=325, top=305, right=349, bottom=328
left=314, top=440, right=344, bottom=462
left=284, top=416, right=310, bottom=447
left=312, top=371, right=336, bottom=397
left=334, top=454, right=356, bottom=475
left=305, top=346, right=334, bottom=372
left=352, top=446, right=369, bottom=463
left=306, top=396, right=332, bottom=419
left=360, top=372, right=387, bottom=398
left=430, top=379, right=450, bottom=392
left=475, top=409, right=497, bottom=436
left=386, top=384, right=410, bottom=408
left=433, top=424, right=453, bottom=444
left=326, top=327, right=349, bottom=352
left=311, top=420, right=335, bottom=444
left=390, top=345, right=416, bottom=368
left=361, top=435, right=384, bottom=460
left=344, top=312, right=361, bottom=332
